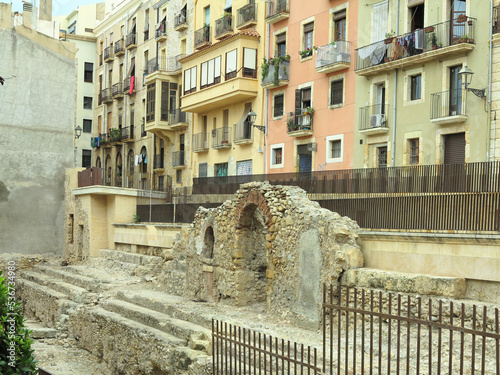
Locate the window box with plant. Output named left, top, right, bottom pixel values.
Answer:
left=384, top=30, right=396, bottom=44
left=299, top=47, right=313, bottom=59
left=428, top=32, right=438, bottom=50
left=303, top=107, right=314, bottom=115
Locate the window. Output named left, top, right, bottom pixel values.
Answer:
left=326, top=135, right=343, bottom=163
left=146, top=83, right=155, bottom=122
left=214, top=163, right=228, bottom=177
left=409, top=138, right=419, bottom=164
left=176, top=169, right=182, bottom=183
left=84, top=62, right=93, bottom=83
left=236, top=160, right=252, bottom=176
left=83, top=96, right=93, bottom=109
left=375, top=83, right=386, bottom=114
left=199, top=163, right=208, bottom=178
left=332, top=141, right=341, bottom=158
left=409, top=3, right=424, bottom=32
left=200, top=56, right=221, bottom=88
left=333, top=10, right=346, bottom=41
left=372, top=0, right=388, bottom=42
left=330, top=79, right=344, bottom=106
left=204, top=6, right=210, bottom=25
left=83, top=119, right=92, bottom=133
left=271, top=143, right=284, bottom=168
left=243, top=48, right=257, bottom=78
left=410, top=74, right=421, bottom=100
left=276, top=33, right=286, bottom=57
left=273, top=93, right=284, bottom=118
left=184, top=66, right=197, bottom=94
left=82, top=149, right=92, bottom=168
left=303, top=22, right=314, bottom=54
left=378, top=146, right=388, bottom=168
left=295, top=87, right=311, bottom=113
left=225, top=49, right=237, bottom=80
left=98, top=115, right=102, bottom=134
left=161, top=82, right=169, bottom=121
left=144, top=9, right=150, bottom=40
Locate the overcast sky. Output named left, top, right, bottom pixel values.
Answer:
left=11, top=0, right=103, bottom=17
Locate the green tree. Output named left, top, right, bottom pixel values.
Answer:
left=0, top=269, right=37, bottom=374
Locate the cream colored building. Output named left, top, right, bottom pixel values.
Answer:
left=353, top=0, right=490, bottom=168
left=180, top=0, right=266, bottom=179
left=93, top=0, right=193, bottom=192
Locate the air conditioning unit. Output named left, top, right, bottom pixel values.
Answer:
left=370, top=114, right=386, bottom=128
left=211, top=129, right=217, bottom=137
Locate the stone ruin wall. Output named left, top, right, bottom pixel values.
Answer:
left=178, top=182, right=364, bottom=327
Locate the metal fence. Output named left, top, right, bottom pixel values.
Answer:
left=212, top=320, right=321, bottom=375
left=323, top=285, right=500, bottom=375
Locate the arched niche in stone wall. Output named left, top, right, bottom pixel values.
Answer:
left=202, top=226, right=215, bottom=259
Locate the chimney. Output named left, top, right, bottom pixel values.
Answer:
left=39, top=0, right=52, bottom=21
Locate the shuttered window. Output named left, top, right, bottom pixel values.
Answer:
left=444, top=133, right=465, bottom=164
left=225, top=49, right=237, bottom=80
left=146, top=83, right=155, bottom=122
left=199, top=163, right=208, bottom=178
left=372, top=0, right=388, bottom=42
left=201, top=62, right=208, bottom=87
left=274, top=93, right=284, bottom=118
left=184, top=66, right=197, bottom=94
left=236, top=160, right=252, bottom=176
left=330, top=79, right=344, bottom=106
left=243, top=48, right=257, bottom=78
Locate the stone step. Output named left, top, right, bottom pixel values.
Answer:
left=68, top=306, right=209, bottom=374
left=33, top=265, right=106, bottom=292
left=25, top=320, right=58, bottom=339
left=17, top=279, right=77, bottom=328
left=99, top=258, right=155, bottom=277
left=101, top=299, right=211, bottom=349
left=20, top=271, right=95, bottom=303
left=99, top=249, right=163, bottom=267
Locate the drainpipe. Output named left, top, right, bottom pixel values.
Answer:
left=123, top=12, right=129, bottom=188
left=488, top=0, right=494, bottom=161
left=391, top=0, right=400, bottom=168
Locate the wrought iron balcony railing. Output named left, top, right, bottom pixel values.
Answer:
left=169, top=108, right=187, bottom=125
left=192, top=132, right=209, bottom=152
left=265, top=0, right=289, bottom=20
left=101, top=88, right=112, bottom=102
left=315, top=41, right=351, bottom=69
left=237, top=2, right=257, bottom=28
left=356, top=17, right=476, bottom=71
left=234, top=121, right=253, bottom=142
left=194, top=25, right=211, bottom=49
left=120, top=126, right=133, bottom=140
left=154, top=154, right=164, bottom=169
left=430, top=89, right=467, bottom=120
left=103, top=46, right=113, bottom=61
left=172, top=151, right=185, bottom=167
left=215, top=15, right=233, bottom=38
left=114, top=38, right=124, bottom=55
left=212, top=127, right=232, bottom=149
left=156, top=21, right=167, bottom=39
left=123, top=76, right=136, bottom=94
left=125, top=33, right=136, bottom=48
left=174, top=11, right=187, bottom=29
left=144, top=55, right=184, bottom=75
left=112, top=82, right=123, bottom=97
left=359, top=104, right=390, bottom=131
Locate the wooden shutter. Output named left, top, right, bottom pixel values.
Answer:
left=295, top=89, right=302, bottom=118
left=444, top=133, right=465, bottom=164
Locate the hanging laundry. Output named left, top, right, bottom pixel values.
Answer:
left=415, top=29, right=424, bottom=50
left=129, top=76, right=135, bottom=95
left=135, top=155, right=139, bottom=166
left=144, top=155, right=147, bottom=164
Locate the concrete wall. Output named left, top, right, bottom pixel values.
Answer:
left=0, top=26, right=76, bottom=254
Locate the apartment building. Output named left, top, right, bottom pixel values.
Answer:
left=354, top=0, right=490, bottom=168
left=264, top=0, right=358, bottom=174
left=93, top=0, right=193, bottom=192
left=57, top=3, right=105, bottom=168
left=180, top=0, right=266, bottom=179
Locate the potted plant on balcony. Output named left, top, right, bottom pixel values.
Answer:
left=287, top=117, right=298, bottom=132
left=261, top=54, right=290, bottom=86
left=299, top=47, right=313, bottom=59
left=428, top=32, right=438, bottom=50
left=304, top=107, right=314, bottom=116
left=384, top=30, right=396, bottom=44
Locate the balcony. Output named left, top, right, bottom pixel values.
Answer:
left=123, top=76, right=136, bottom=95
left=99, top=53, right=103, bottom=66
left=359, top=104, right=390, bottom=135
left=112, top=82, right=124, bottom=99
left=215, top=15, right=233, bottom=40
left=212, top=127, right=232, bottom=149
left=156, top=20, right=167, bottom=42
left=109, top=128, right=124, bottom=144
left=194, top=25, right=211, bottom=49
left=121, top=126, right=134, bottom=142
left=101, top=88, right=112, bottom=104
left=125, top=33, right=137, bottom=50
left=430, top=89, right=467, bottom=125
left=144, top=55, right=183, bottom=84
left=169, top=109, right=188, bottom=129
left=265, top=0, right=289, bottom=24
left=237, top=2, right=257, bottom=29
left=104, top=46, right=114, bottom=63
left=174, top=11, right=188, bottom=31
left=172, top=151, right=185, bottom=168
left=99, top=133, right=110, bottom=147
left=356, top=17, right=476, bottom=77
left=114, top=38, right=125, bottom=57
left=315, top=41, right=351, bottom=74
left=193, top=132, right=209, bottom=152
left=233, top=121, right=253, bottom=144
left=153, top=154, right=164, bottom=171
left=286, top=112, right=313, bottom=137
left=494, top=5, right=500, bottom=34
left=261, top=59, right=289, bottom=89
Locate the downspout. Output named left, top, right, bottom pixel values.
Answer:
left=488, top=0, right=494, bottom=161
left=391, top=0, right=400, bottom=167
left=123, top=12, right=129, bottom=188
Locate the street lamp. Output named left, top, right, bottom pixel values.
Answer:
left=458, top=65, right=486, bottom=99
left=247, top=109, right=265, bottom=132
left=74, top=125, right=82, bottom=167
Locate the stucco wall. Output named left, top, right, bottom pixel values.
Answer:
left=0, top=27, right=76, bottom=254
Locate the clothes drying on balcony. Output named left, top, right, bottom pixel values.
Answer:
left=357, top=41, right=386, bottom=65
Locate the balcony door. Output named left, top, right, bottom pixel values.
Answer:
left=375, top=83, right=386, bottom=115
left=449, top=65, right=462, bottom=116
left=450, top=0, right=466, bottom=43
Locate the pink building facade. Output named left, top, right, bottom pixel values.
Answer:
left=264, top=0, right=357, bottom=173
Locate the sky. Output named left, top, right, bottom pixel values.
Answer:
left=10, top=0, right=102, bottom=17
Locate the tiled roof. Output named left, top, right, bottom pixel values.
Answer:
left=179, top=29, right=261, bottom=63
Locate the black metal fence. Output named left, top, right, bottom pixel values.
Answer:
left=324, top=285, right=500, bottom=374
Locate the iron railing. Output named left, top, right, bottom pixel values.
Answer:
left=172, top=151, right=185, bottom=167
left=114, top=38, right=124, bottom=55
left=261, top=60, right=289, bottom=86
left=430, top=89, right=467, bottom=120
left=324, top=285, right=500, bottom=374
left=315, top=41, right=351, bottom=69
left=287, top=113, right=313, bottom=133
left=103, top=46, right=113, bottom=61
left=174, top=11, right=187, bottom=29
left=169, top=108, right=187, bottom=125
left=154, top=154, right=164, bottom=169
left=234, top=121, right=253, bottom=142
left=265, top=0, right=289, bottom=20
left=237, top=2, right=257, bottom=28
left=144, top=55, right=183, bottom=75
left=99, top=53, right=103, bottom=66
left=123, top=76, right=136, bottom=94
left=193, top=132, right=209, bottom=152
left=212, top=320, right=321, bottom=375
left=212, top=127, right=232, bottom=149
left=125, top=33, right=136, bottom=48
left=112, top=82, right=123, bottom=97
left=359, top=104, right=389, bottom=131
left=494, top=5, right=500, bottom=34
left=356, top=17, right=476, bottom=70
left=98, top=133, right=109, bottom=146
left=156, top=20, right=167, bottom=39
left=101, top=88, right=112, bottom=102
left=215, top=15, right=233, bottom=38
left=194, top=25, right=211, bottom=49
left=120, top=126, right=133, bottom=140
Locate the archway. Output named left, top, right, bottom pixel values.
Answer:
left=235, top=203, right=268, bottom=306
left=115, top=152, right=122, bottom=187
left=127, top=150, right=134, bottom=188
left=104, top=154, right=111, bottom=185
left=95, top=156, right=101, bottom=168
left=202, top=226, right=215, bottom=302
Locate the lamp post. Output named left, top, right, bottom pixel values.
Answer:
left=74, top=125, right=82, bottom=167
left=247, top=109, right=265, bottom=132
left=458, top=65, right=486, bottom=99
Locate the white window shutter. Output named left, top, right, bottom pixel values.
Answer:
left=243, top=48, right=257, bottom=70
left=214, top=56, right=221, bottom=79
left=226, top=49, right=237, bottom=74
left=201, top=62, right=208, bottom=86
left=208, top=59, right=215, bottom=84
left=184, top=69, right=190, bottom=92
left=191, top=66, right=197, bottom=90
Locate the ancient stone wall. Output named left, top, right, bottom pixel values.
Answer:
left=181, top=182, right=364, bottom=327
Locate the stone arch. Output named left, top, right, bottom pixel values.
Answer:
left=95, top=156, right=101, bottom=168
left=235, top=190, right=273, bottom=229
